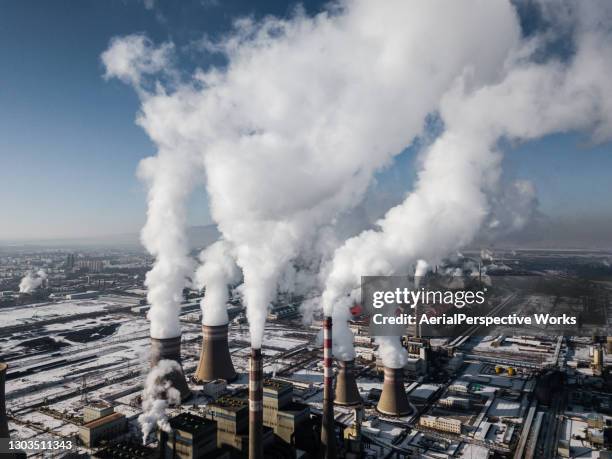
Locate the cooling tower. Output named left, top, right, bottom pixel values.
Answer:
left=150, top=337, right=191, bottom=402
left=194, top=324, right=237, bottom=383
left=376, top=367, right=411, bottom=417
left=249, top=348, right=263, bottom=459
left=0, top=362, right=8, bottom=440
left=320, top=316, right=336, bottom=458
left=334, top=359, right=362, bottom=406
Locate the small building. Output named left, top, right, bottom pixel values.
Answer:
left=409, top=384, right=441, bottom=403
left=66, top=291, right=99, bottom=300
left=419, top=415, right=461, bottom=434
left=202, top=379, right=227, bottom=399
left=159, top=413, right=217, bottom=459
left=83, top=402, right=114, bottom=423
left=79, top=412, right=127, bottom=447
left=404, top=357, right=426, bottom=378
left=449, top=380, right=470, bottom=394
left=438, top=396, right=471, bottom=410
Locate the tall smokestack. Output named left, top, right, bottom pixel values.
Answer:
left=334, top=359, right=361, bottom=406
left=376, top=367, right=411, bottom=417
left=320, top=316, right=336, bottom=458
left=150, top=337, right=191, bottom=401
left=0, top=362, right=9, bottom=440
left=194, top=324, right=236, bottom=383
left=249, top=348, right=263, bottom=459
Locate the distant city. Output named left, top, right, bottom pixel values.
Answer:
left=1, top=247, right=612, bottom=458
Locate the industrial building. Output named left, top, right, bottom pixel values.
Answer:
left=419, top=415, right=462, bottom=434
left=158, top=413, right=218, bottom=459
left=262, top=378, right=311, bottom=444
left=78, top=407, right=127, bottom=447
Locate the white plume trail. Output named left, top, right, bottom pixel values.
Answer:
left=194, top=240, right=240, bottom=326
left=102, top=34, right=199, bottom=340
left=323, top=1, right=612, bottom=368
left=103, top=0, right=520, bottom=349
left=19, top=269, right=47, bottom=293
left=138, top=360, right=182, bottom=444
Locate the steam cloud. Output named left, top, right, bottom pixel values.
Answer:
left=102, top=1, right=612, bottom=365
left=194, top=240, right=240, bottom=326
left=19, top=269, right=47, bottom=293
left=323, top=1, right=612, bottom=367
left=103, top=0, right=521, bottom=349
left=138, top=360, right=181, bottom=444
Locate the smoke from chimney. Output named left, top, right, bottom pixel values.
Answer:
left=194, top=240, right=240, bottom=327
left=149, top=337, right=191, bottom=401
left=19, top=269, right=47, bottom=293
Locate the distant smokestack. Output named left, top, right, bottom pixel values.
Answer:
left=249, top=348, right=263, bottom=459
left=376, top=367, right=411, bottom=417
left=1, top=362, right=8, bottom=440
left=334, top=359, right=361, bottom=406
left=194, top=324, right=237, bottom=383
left=320, top=316, right=336, bottom=458
left=150, top=337, right=191, bottom=401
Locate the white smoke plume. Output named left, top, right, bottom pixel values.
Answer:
left=375, top=336, right=408, bottom=369
left=19, top=269, right=47, bottom=293
left=323, top=1, right=612, bottom=368
left=103, top=0, right=521, bottom=350
left=138, top=359, right=182, bottom=444
left=103, top=34, right=201, bottom=341
left=194, top=240, right=240, bottom=326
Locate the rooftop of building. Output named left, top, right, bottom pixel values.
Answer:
left=263, top=378, right=293, bottom=392
left=87, top=401, right=113, bottom=409
left=82, top=412, right=125, bottom=429
left=169, top=412, right=216, bottom=434
left=92, top=441, right=156, bottom=459
left=277, top=401, right=310, bottom=416
left=209, top=396, right=248, bottom=412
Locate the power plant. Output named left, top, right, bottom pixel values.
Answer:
left=320, top=316, right=337, bottom=458
left=1, top=362, right=9, bottom=440
left=194, top=324, right=237, bottom=383
left=249, top=348, right=264, bottom=459
left=334, top=359, right=362, bottom=406
left=376, top=367, right=411, bottom=417
left=150, top=337, right=191, bottom=402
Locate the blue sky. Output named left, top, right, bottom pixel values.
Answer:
left=0, top=0, right=611, bottom=245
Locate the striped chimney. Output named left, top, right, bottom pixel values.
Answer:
left=249, top=348, right=263, bottom=459
left=320, top=316, right=336, bottom=458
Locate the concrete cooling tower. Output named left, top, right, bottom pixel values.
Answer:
left=334, top=359, right=362, bottom=406
left=376, top=367, right=411, bottom=417
left=194, top=324, right=237, bottom=383
left=150, top=337, right=191, bottom=402
left=1, top=362, right=9, bottom=440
